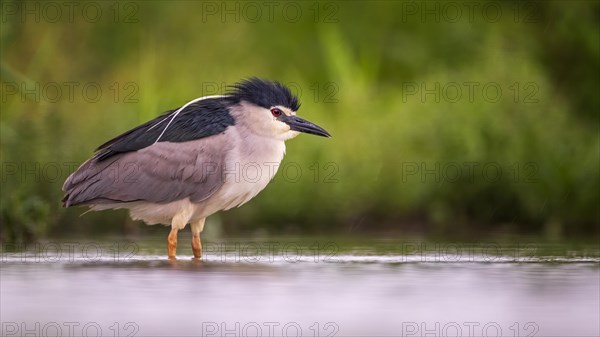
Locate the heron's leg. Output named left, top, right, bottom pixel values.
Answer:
left=190, top=218, right=205, bottom=259
left=168, top=226, right=179, bottom=260
left=168, top=212, right=188, bottom=259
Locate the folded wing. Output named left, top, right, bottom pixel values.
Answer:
left=62, top=138, right=232, bottom=206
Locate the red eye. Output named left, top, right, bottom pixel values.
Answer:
left=271, top=108, right=283, bottom=117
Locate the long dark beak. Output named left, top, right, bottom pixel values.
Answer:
left=279, top=115, right=331, bottom=137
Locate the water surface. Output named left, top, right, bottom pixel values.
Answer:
left=1, top=238, right=598, bottom=336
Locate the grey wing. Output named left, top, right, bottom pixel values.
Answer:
left=62, top=137, right=230, bottom=206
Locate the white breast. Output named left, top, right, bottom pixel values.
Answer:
left=195, top=127, right=286, bottom=217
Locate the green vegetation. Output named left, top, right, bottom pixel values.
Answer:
left=1, top=1, right=598, bottom=243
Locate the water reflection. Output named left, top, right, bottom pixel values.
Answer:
left=1, top=248, right=598, bottom=336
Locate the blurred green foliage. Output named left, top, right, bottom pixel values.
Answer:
left=1, top=1, right=598, bottom=243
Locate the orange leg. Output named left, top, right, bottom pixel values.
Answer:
left=168, top=226, right=178, bottom=260
left=191, top=233, right=202, bottom=259
left=191, top=218, right=205, bottom=259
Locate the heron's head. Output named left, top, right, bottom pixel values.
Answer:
left=228, top=78, right=331, bottom=141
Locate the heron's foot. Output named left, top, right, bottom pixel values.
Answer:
left=191, top=234, right=202, bottom=259
left=168, top=227, right=178, bottom=260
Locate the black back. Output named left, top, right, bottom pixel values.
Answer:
left=95, top=97, right=235, bottom=161
left=94, top=78, right=299, bottom=161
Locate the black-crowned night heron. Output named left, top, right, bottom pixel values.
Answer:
left=62, top=78, right=330, bottom=259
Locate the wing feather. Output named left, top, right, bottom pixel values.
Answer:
left=62, top=137, right=231, bottom=206
left=94, top=97, right=235, bottom=161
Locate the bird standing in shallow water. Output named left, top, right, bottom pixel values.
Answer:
left=62, top=78, right=331, bottom=259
